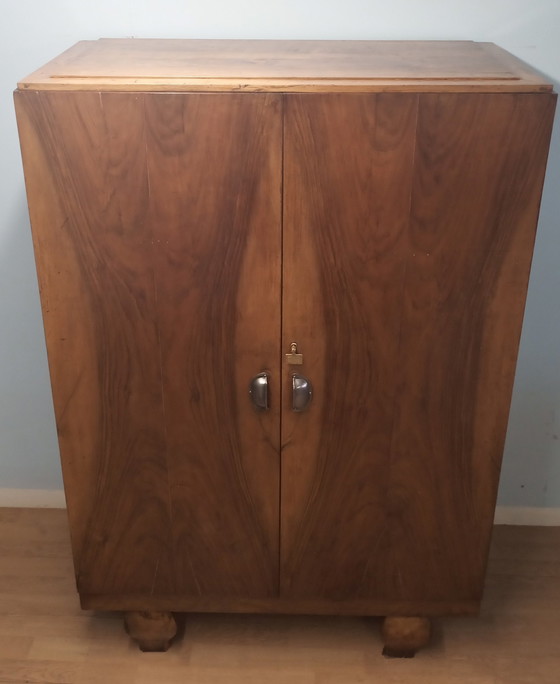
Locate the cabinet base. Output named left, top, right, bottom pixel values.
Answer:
left=81, top=593, right=477, bottom=616
left=381, top=616, right=431, bottom=657
left=124, top=611, right=177, bottom=652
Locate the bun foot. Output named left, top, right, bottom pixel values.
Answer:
left=124, top=611, right=177, bottom=652
left=381, top=616, right=431, bottom=657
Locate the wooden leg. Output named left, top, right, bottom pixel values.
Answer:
left=381, top=616, right=431, bottom=658
left=124, top=611, right=177, bottom=652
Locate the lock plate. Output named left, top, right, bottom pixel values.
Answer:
left=285, top=342, right=303, bottom=365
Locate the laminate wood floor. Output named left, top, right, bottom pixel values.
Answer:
left=0, top=508, right=559, bottom=683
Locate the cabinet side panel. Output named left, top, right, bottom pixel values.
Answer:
left=388, top=93, right=556, bottom=602
left=14, top=91, right=175, bottom=594
left=281, top=93, right=418, bottom=599
left=144, top=94, right=282, bottom=597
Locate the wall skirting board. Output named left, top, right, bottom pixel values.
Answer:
left=0, top=489, right=559, bottom=525
left=0, top=489, right=66, bottom=508
left=493, top=506, right=560, bottom=526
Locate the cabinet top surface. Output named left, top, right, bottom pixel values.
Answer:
left=17, top=39, right=552, bottom=93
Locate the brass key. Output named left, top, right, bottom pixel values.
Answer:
left=285, top=342, right=303, bottom=365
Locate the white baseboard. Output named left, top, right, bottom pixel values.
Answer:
left=0, top=488, right=66, bottom=508
left=494, top=506, right=560, bottom=526
left=0, top=490, right=558, bottom=525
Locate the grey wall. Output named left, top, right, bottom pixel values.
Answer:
left=1, top=1, right=559, bottom=505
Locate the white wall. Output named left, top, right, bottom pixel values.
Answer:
left=1, top=1, right=559, bottom=506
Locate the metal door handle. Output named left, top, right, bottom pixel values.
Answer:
left=292, top=374, right=312, bottom=412
left=249, top=372, right=269, bottom=410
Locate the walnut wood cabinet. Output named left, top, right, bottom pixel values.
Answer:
left=15, top=40, right=556, bottom=655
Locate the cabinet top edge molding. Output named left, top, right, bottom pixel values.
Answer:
left=17, top=39, right=553, bottom=93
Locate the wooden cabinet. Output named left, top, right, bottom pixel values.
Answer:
left=15, top=40, right=556, bottom=655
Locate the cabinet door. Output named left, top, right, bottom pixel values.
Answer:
left=15, top=91, right=282, bottom=598
left=281, top=93, right=555, bottom=605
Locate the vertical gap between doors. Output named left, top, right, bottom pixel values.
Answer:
left=278, top=93, right=285, bottom=597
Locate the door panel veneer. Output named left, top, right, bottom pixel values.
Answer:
left=280, top=92, right=556, bottom=604
left=281, top=93, right=419, bottom=599
left=386, top=93, right=557, bottom=602
left=143, top=93, right=282, bottom=596
left=15, top=91, right=283, bottom=598
left=15, top=92, right=175, bottom=594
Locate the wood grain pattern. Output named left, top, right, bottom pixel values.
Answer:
left=143, top=93, right=282, bottom=597
left=17, top=40, right=552, bottom=92
left=281, top=92, right=556, bottom=605
left=385, top=93, right=557, bottom=604
left=15, top=91, right=282, bottom=599
left=281, top=93, right=418, bottom=599
left=15, top=91, right=175, bottom=596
